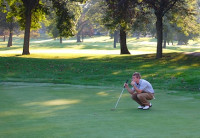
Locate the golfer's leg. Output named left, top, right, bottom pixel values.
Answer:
left=137, top=93, right=153, bottom=106
left=131, top=93, right=144, bottom=106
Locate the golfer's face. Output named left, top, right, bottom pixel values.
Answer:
left=132, top=76, right=139, bottom=82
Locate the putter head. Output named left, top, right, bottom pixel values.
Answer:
left=110, top=108, right=115, bottom=111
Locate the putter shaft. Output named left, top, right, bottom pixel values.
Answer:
left=114, top=88, right=125, bottom=109
left=112, top=80, right=128, bottom=110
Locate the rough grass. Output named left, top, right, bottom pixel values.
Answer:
left=0, top=53, right=199, bottom=92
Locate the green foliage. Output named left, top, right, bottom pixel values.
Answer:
left=4, top=0, right=83, bottom=35
left=163, top=0, right=200, bottom=44
left=84, top=0, right=107, bottom=31
left=131, top=8, right=155, bottom=36
left=50, top=0, right=82, bottom=37
left=47, top=17, right=59, bottom=38
left=0, top=11, right=7, bottom=29
left=6, top=0, right=47, bottom=30
left=103, top=0, right=138, bottom=31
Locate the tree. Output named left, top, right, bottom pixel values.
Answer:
left=3, top=0, right=85, bottom=55
left=76, top=0, right=106, bottom=43
left=159, top=0, right=200, bottom=47
left=5, top=0, right=48, bottom=54
left=104, top=0, right=139, bottom=54
left=131, top=7, right=155, bottom=39
left=52, top=0, right=82, bottom=38
left=104, top=0, right=153, bottom=54
left=0, top=11, right=7, bottom=42
left=142, top=0, right=183, bottom=58
left=142, top=0, right=199, bottom=58
left=47, top=1, right=81, bottom=43
left=76, top=6, right=89, bottom=42
left=85, top=0, right=108, bottom=35
left=0, top=2, right=19, bottom=47
left=170, top=0, right=200, bottom=45
left=47, top=15, right=60, bottom=40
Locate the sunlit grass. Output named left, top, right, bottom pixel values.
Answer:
left=24, top=99, right=81, bottom=106
left=1, top=36, right=200, bottom=58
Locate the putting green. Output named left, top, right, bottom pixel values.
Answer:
left=0, top=82, right=200, bottom=138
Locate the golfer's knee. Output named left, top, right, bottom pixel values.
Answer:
left=137, top=94, right=143, bottom=99
left=131, top=94, right=137, bottom=100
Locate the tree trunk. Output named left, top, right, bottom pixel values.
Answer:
left=77, top=34, right=81, bottom=42
left=22, top=9, right=31, bottom=55
left=81, top=34, right=84, bottom=42
left=120, top=27, right=130, bottom=54
left=3, top=35, right=5, bottom=42
left=163, top=31, right=167, bottom=48
left=136, top=32, right=140, bottom=39
left=7, top=31, right=13, bottom=47
left=60, top=37, right=62, bottom=43
left=113, top=30, right=119, bottom=48
left=177, top=40, right=184, bottom=45
left=156, top=15, right=163, bottom=59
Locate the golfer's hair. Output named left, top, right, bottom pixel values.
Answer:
left=133, top=72, right=141, bottom=79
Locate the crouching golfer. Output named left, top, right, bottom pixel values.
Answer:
left=124, top=72, right=155, bottom=110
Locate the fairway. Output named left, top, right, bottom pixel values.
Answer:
left=1, top=82, right=200, bottom=138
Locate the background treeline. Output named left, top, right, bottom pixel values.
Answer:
left=0, top=0, right=200, bottom=58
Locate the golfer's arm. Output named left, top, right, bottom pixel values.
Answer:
left=133, top=85, right=142, bottom=93
left=126, top=87, right=134, bottom=94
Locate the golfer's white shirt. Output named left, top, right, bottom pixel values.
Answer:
left=132, top=79, right=154, bottom=94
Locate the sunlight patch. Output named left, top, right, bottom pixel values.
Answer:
left=42, top=99, right=80, bottom=106
left=140, top=64, right=152, bottom=68
left=191, top=63, right=200, bottom=67
left=24, top=99, right=80, bottom=106
left=97, top=92, right=108, bottom=96
left=112, top=71, right=121, bottom=75
left=0, top=110, right=23, bottom=117
left=175, top=66, right=190, bottom=70
left=32, top=39, right=54, bottom=43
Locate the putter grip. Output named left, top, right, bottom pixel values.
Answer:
left=124, top=80, right=129, bottom=88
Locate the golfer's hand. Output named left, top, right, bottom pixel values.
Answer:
left=124, top=83, right=128, bottom=88
left=131, top=81, right=135, bottom=86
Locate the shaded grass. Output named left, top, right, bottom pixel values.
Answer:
left=0, top=53, right=199, bottom=92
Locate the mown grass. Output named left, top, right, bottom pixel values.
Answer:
left=1, top=83, right=200, bottom=138
left=1, top=36, right=200, bottom=53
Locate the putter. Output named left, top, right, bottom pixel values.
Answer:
left=111, top=80, right=128, bottom=111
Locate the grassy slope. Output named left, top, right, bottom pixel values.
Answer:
left=0, top=36, right=200, bottom=91
left=0, top=53, right=199, bottom=92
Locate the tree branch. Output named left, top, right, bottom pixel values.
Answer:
left=163, top=0, right=179, bottom=16
left=143, top=0, right=158, bottom=11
